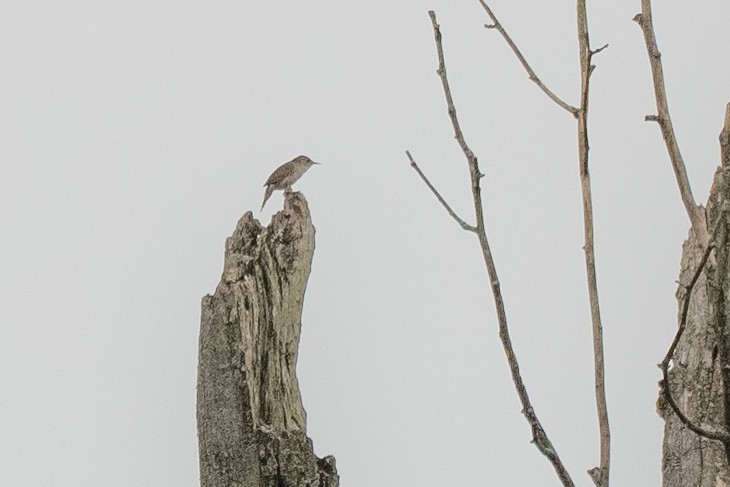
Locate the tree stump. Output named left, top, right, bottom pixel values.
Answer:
left=197, top=192, right=338, bottom=487
left=660, top=114, right=730, bottom=486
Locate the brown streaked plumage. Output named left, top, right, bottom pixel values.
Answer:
left=261, top=155, right=320, bottom=210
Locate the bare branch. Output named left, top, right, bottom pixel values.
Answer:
left=477, top=2, right=612, bottom=483
left=576, top=2, right=610, bottom=485
left=427, top=11, right=576, bottom=487
left=477, top=0, right=579, bottom=117
left=591, top=43, right=609, bottom=56
left=429, top=12, right=478, bottom=167
left=405, top=150, right=477, bottom=232
left=633, top=1, right=708, bottom=245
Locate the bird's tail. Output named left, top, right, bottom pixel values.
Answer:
left=261, top=185, right=274, bottom=211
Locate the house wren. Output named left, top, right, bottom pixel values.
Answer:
left=261, top=155, right=320, bottom=210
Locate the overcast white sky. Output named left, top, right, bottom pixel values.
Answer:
left=2, top=1, right=729, bottom=486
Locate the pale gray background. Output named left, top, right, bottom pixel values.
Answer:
left=1, top=1, right=729, bottom=485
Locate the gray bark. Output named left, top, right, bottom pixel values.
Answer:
left=197, top=192, right=338, bottom=487
left=661, top=118, right=730, bottom=486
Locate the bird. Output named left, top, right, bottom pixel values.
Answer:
left=261, top=155, right=320, bottom=211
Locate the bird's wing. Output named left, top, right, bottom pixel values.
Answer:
left=263, top=163, right=288, bottom=187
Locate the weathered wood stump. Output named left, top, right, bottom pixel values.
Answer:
left=197, top=192, right=338, bottom=487
left=660, top=111, right=730, bottom=486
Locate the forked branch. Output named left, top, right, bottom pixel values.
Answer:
left=477, top=1, right=610, bottom=484
left=406, top=11, right=577, bottom=487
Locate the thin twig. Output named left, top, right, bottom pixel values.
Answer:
left=405, top=150, right=477, bottom=232
left=591, top=43, right=609, bottom=56
left=659, top=216, right=730, bottom=442
left=633, top=1, right=708, bottom=245
left=478, top=2, right=610, bottom=483
left=478, top=0, right=579, bottom=117
left=575, top=2, right=610, bottom=486
left=426, top=11, right=576, bottom=487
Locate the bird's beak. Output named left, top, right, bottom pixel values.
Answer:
left=312, top=161, right=321, bottom=165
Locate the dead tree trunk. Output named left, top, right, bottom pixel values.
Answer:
left=196, top=192, right=338, bottom=487
left=660, top=112, right=730, bottom=486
